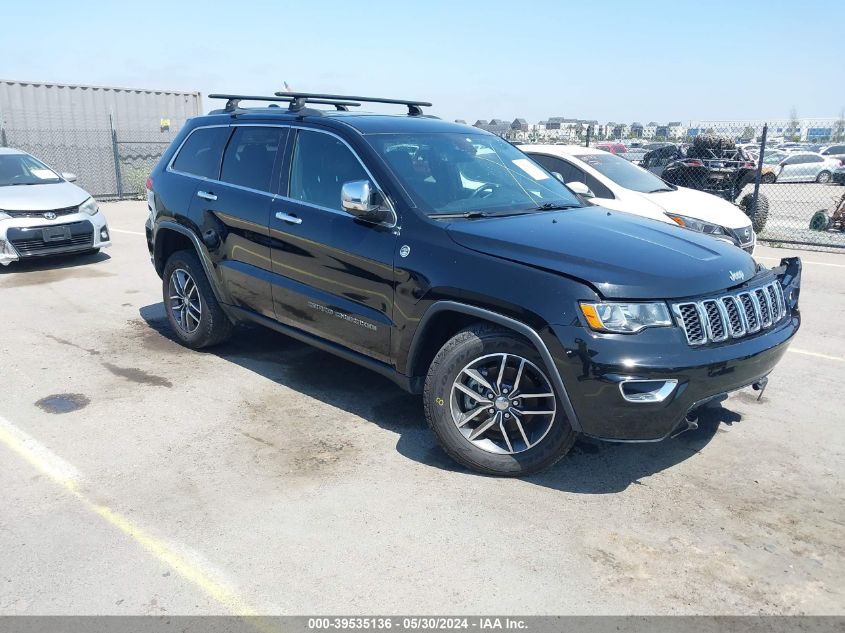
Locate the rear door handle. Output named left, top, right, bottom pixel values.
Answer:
left=197, top=190, right=217, bottom=201
left=275, top=211, right=303, bottom=225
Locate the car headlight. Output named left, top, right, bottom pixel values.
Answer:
left=665, top=213, right=728, bottom=236
left=79, top=198, right=99, bottom=216
left=580, top=301, right=673, bottom=333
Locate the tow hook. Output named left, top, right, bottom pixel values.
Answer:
left=671, top=411, right=700, bottom=438
left=752, top=376, right=769, bottom=401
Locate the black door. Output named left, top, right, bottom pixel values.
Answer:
left=268, top=128, right=397, bottom=363
left=186, top=125, right=287, bottom=318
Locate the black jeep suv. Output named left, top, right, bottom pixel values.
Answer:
left=145, top=92, right=801, bottom=476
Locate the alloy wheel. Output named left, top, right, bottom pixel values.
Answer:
left=450, top=353, right=556, bottom=455
left=168, top=268, right=202, bottom=334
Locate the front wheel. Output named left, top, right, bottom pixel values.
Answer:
left=423, top=324, right=576, bottom=476
left=162, top=249, right=232, bottom=349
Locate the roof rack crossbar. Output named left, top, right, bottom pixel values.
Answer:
left=274, top=91, right=432, bottom=116
left=208, top=94, right=362, bottom=112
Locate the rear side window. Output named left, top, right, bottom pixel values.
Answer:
left=172, top=127, right=230, bottom=179
left=221, top=126, right=285, bottom=192
left=288, top=130, right=367, bottom=211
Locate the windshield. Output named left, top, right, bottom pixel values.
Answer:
left=366, top=133, right=581, bottom=216
left=573, top=152, right=671, bottom=193
left=0, top=154, right=62, bottom=186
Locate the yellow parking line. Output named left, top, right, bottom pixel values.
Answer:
left=0, top=414, right=258, bottom=616
left=788, top=348, right=845, bottom=362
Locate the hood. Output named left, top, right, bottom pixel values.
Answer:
left=0, top=181, right=90, bottom=211
left=636, top=186, right=752, bottom=229
left=446, top=207, right=758, bottom=300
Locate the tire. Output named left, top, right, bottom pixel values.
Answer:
left=423, top=323, right=577, bottom=476
left=692, top=134, right=736, bottom=153
left=162, top=249, right=232, bottom=349
left=816, top=170, right=832, bottom=184
left=739, top=192, right=769, bottom=233
left=761, top=172, right=776, bottom=184
left=808, top=210, right=831, bottom=231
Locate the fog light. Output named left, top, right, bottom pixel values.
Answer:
left=100, top=228, right=110, bottom=241
left=619, top=379, right=678, bottom=403
left=0, top=239, right=19, bottom=265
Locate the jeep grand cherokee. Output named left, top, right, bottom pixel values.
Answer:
left=145, top=92, right=801, bottom=476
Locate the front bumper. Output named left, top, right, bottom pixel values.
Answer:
left=833, top=170, right=845, bottom=185
left=0, top=211, right=111, bottom=265
left=546, top=261, right=801, bottom=441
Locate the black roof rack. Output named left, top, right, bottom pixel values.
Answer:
left=274, top=91, right=432, bottom=116
left=208, top=94, right=362, bottom=113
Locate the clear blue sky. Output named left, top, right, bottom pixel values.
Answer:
left=3, top=0, right=843, bottom=123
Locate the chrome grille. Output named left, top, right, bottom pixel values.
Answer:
left=5, top=206, right=79, bottom=218
left=673, top=281, right=788, bottom=346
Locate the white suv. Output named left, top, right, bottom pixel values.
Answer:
left=0, top=148, right=111, bottom=265
left=521, top=144, right=757, bottom=254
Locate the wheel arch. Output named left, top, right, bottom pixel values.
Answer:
left=153, top=221, right=229, bottom=304
left=405, top=301, right=582, bottom=432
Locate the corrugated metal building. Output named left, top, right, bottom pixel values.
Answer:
left=0, top=79, right=202, bottom=198
left=0, top=79, right=201, bottom=131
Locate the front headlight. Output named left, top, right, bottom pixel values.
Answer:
left=666, top=213, right=727, bottom=236
left=79, top=197, right=99, bottom=216
left=580, top=302, right=673, bottom=333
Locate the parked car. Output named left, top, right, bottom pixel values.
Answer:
left=621, top=147, right=648, bottom=165
left=644, top=135, right=770, bottom=232
left=773, top=152, right=841, bottom=183
left=820, top=143, right=845, bottom=164
left=596, top=142, right=627, bottom=155
left=0, top=148, right=111, bottom=265
left=833, top=165, right=845, bottom=185
left=522, top=145, right=757, bottom=253
left=146, top=92, right=801, bottom=476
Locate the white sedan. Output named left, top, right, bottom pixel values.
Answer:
left=520, top=144, right=757, bottom=254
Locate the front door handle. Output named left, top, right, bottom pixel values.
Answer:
left=275, top=211, right=303, bottom=225
left=197, top=190, right=217, bottom=201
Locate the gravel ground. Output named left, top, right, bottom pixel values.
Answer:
left=0, top=201, right=842, bottom=615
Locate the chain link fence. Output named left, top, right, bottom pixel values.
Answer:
left=625, top=121, right=845, bottom=250
left=3, top=116, right=845, bottom=249
left=1, top=123, right=177, bottom=201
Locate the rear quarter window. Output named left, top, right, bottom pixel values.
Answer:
left=171, top=127, right=230, bottom=179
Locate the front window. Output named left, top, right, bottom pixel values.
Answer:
left=0, top=153, right=62, bottom=186
left=572, top=152, right=672, bottom=193
left=366, top=133, right=581, bottom=216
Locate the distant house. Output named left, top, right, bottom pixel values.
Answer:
left=511, top=118, right=528, bottom=132
left=455, top=119, right=467, bottom=125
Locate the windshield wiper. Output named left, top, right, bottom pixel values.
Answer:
left=430, top=211, right=491, bottom=219
left=647, top=187, right=673, bottom=193
left=529, top=202, right=580, bottom=211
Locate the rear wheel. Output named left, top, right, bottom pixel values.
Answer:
left=162, top=249, right=232, bottom=349
left=809, top=210, right=832, bottom=231
left=739, top=192, right=769, bottom=233
left=816, top=170, right=832, bottom=184
left=423, top=324, right=576, bottom=476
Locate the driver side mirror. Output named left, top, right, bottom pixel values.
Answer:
left=61, top=172, right=77, bottom=182
left=341, top=180, right=395, bottom=225
left=566, top=181, right=595, bottom=198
